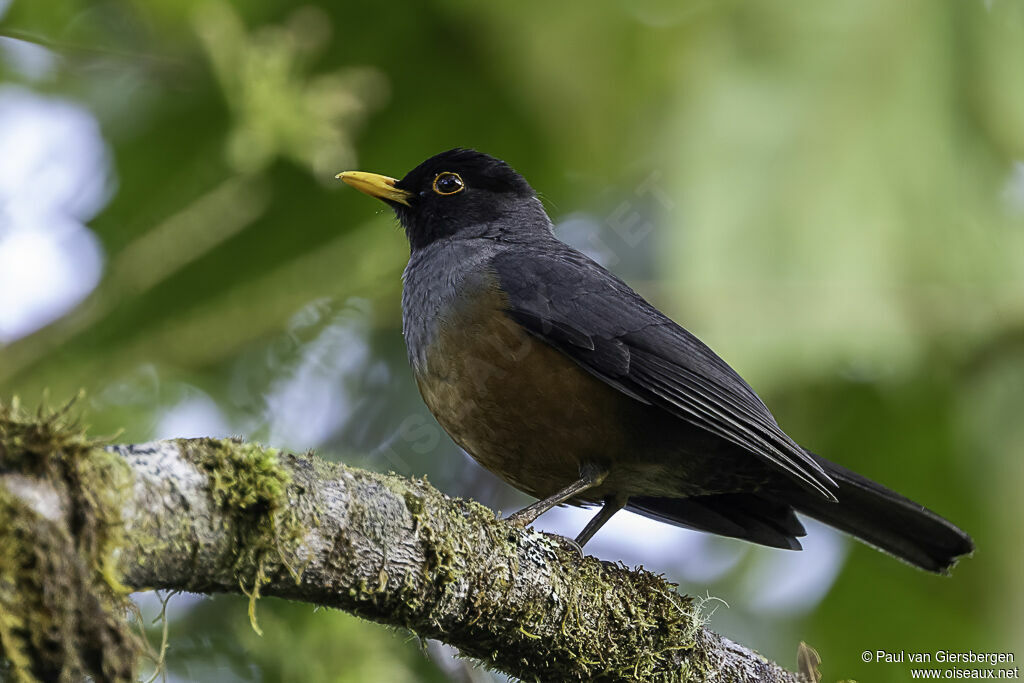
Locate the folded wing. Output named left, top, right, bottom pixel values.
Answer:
left=493, top=245, right=837, bottom=500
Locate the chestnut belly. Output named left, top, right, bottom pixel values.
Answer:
left=412, top=292, right=747, bottom=503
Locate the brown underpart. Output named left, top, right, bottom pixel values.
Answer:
left=413, top=280, right=770, bottom=509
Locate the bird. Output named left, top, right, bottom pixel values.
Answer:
left=338, top=148, right=974, bottom=573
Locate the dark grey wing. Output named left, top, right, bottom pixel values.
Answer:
left=492, top=245, right=837, bottom=500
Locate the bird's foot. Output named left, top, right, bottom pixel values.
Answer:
left=501, top=513, right=585, bottom=558
left=504, top=509, right=534, bottom=527
left=539, top=531, right=585, bottom=559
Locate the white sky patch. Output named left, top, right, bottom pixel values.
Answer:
left=1003, top=161, right=1024, bottom=214
left=0, top=36, right=58, bottom=81
left=0, top=86, right=114, bottom=342
left=155, top=393, right=233, bottom=440
left=263, top=310, right=371, bottom=450
left=740, top=519, right=848, bottom=616
left=0, top=87, right=113, bottom=220
left=0, top=213, right=104, bottom=342
left=540, top=505, right=745, bottom=584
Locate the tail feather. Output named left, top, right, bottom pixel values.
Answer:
left=627, top=453, right=973, bottom=574
left=792, top=454, right=974, bottom=574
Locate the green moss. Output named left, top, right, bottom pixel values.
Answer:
left=402, top=489, right=425, bottom=519
left=177, top=438, right=312, bottom=635
left=338, top=467, right=703, bottom=680
left=444, top=515, right=702, bottom=681
left=562, top=563, right=701, bottom=681
left=0, top=397, right=141, bottom=682
left=400, top=486, right=460, bottom=589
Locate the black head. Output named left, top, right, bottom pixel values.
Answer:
left=339, top=149, right=548, bottom=250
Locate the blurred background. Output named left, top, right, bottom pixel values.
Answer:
left=1, top=0, right=1022, bottom=680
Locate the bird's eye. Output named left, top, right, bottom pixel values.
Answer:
left=432, top=172, right=465, bottom=196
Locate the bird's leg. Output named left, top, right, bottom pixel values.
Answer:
left=574, top=494, right=628, bottom=547
left=506, top=463, right=608, bottom=527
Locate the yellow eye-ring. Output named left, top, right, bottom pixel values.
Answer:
left=433, top=172, right=465, bottom=196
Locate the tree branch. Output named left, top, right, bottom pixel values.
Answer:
left=0, top=405, right=805, bottom=682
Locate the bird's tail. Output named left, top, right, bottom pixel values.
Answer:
left=792, top=453, right=974, bottom=574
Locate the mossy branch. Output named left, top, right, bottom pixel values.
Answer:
left=0, top=402, right=806, bottom=682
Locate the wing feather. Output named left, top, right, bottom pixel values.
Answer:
left=494, top=245, right=837, bottom=500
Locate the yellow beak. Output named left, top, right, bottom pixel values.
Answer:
left=336, top=171, right=413, bottom=207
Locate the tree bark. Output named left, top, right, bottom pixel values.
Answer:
left=0, top=408, right=807, bottom=682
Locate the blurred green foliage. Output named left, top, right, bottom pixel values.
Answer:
left=139, top=596, right=449, bottom=683
left=1, top=0, right=1022, bottom=681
